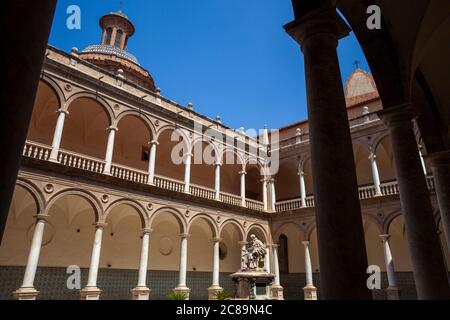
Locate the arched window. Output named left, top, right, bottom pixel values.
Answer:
left=105, top=28, right=113, bottom=45
left=114, top=30, right=123, bottom=48
left=279, top=234, right=289, bottom=274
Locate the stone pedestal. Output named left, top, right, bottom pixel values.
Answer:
left=13, top=287, right=39, bottom=300
left=173, top=286, right=191, bottom=300
left=231, top=271, right=275, bottom=300
left=386, top=286, right=401, bottom=300
left=208, top=285, right=224, bottom=300
left=80, top=286, right=102, bottom=300
left=303, top=285, right=318, bottom=300
left=131, top=286, right=151, bottom=300
left=270, top=285, right=284, bottom=300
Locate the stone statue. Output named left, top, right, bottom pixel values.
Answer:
left=241, top=234, right=266, bottom=271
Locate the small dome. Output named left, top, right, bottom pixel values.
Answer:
left=345, top=68, right=378, bottom=98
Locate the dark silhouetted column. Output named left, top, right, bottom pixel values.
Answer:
left=0, top=1, right=57, bottom=241
left=285, top=5, right=371, bottom=299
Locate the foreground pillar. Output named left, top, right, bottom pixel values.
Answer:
left=174, top=234, right=191, bottom=299
left=147, top=141, right=158, bottom=185
left=261, top=178, right=268, bottom=211
left=132, top=229, right=152, bottom=300
left=379, top=234, right=400, bottom=300
left=0, top=1, right=57, bottom=242
left=271, top=244, right=284, bottom=300
left=81, top=222, right=105, bottom=300
left=214, top=163, right=221, bottom=200
left=13, top=214, right=49, bottom=300
left=184, top=154, right=192, bottom=193
left=299, top=171, right=307, bottom=207
left=302, top=241, right=317, bottom=300
left=369, top=150, right=382, bottom=196
left=240, top=171, right=246, bottom=207
left=208, top=238, right=223, bottom=299
left=426, top=150, right=450, bottom=250
left=285, top=6, right=371, bottom=299
left=379, top=105, right=450, bottom=299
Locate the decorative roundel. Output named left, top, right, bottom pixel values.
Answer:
left=44, top=184, right=54, bottom=194
left=216, top=216, right=222, bottom=223
left=158, top=236, right=173, bottom=256
left=113, top=104, right=120, bottom=111
left=155, top=120, right=160, bottom=127
left=185, top=210, right=190, bottom=218
left=147, top=203, right=153, bottom=211
left=101, top=194, right=109, bottom=203
left=64, top=84, right=72, bottom=92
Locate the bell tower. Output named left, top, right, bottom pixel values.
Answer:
left=99, top=10, right=135, bottom=50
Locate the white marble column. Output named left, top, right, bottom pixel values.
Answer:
left=103, top=126, right=118, bottom=175
left=380, top=234, right=400, bottom=300
left=13, top=214, right=49, bottom=300
left=302, top=241, right=317, bottom=300
left=271, top=244, right=284, bottom=300
left=369, top=150, right=382, bottom=196
left=261, top=178, right=268, bottom=211
left=184, top=153, right=193, bottom=193
left=49, top=109, right=68, bottom=162
left=80, top=222, right=105, bottom=300
left=147, top=141, right=158, bottom=185
left=265, top=245, right=271, bottom=298
left=270, top=178, right=277, bottom=212
left=240, top=170, right=246, bottom=207
left=174, top=234, right=191, bottom=298
left=299, top=171, right=307, bottom=207
left=132, top=229, right=152, bottom=300
left=214, top=162, right=221, bottom=200
left=208, top=238, right=223, bottom=299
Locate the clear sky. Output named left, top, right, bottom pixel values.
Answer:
left=49, top=0, right=370, bottom=130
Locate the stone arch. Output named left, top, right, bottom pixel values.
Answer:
left=115, top=110, right=156, bottom=139
left=219, top=147, right=245, bottom=168
left=362, top=213, right=383, bottom=234
left=103, top=199, right=148, bottom=228
left=219, top=219, right=245, bottom=241
left=40, top=75, right=65, bottom=107
left=15, top=178, right=45, bottom=215
left=187, top=213, right=219, bottom=238
left=148, top=206, right=187, bottom=234
left=383, top=210, right=403, bottom=235
left=45, top=188, right=102, bottom=222
left=272, top=221, right=305, bottom=242
left=155, top=125, right=191, bottom=149
left=64, top=92, right=115, bottom=126
left=245, top=223, right=269, bottom=243
left=190, top=137, right=221, bottom=164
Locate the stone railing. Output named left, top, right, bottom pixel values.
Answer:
left=111, top=164, right=148, bottom=184
left=154, top=175, right=185, bottom=193
left=275, top=177, right=435, bottom=212
left=246, top=198, right=265, bottom=212
left=220, top=191, right=242, bottom=207
left=23, top=141, right=51, bottom=161
left=190, top=183, right=216, bottom=200
left=58, top=148, right=105, bottom=174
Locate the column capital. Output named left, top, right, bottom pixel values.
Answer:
left=379, top=234, right=391, bottom=241
left=284, top=6, right=351, bottom=48
left=238, top=241, right=248, bottom=246
left=214, top=161, right=222, bottom=167
left=425, top=150, right=450, bottom=168
left=35, top=214, right=50, bottom=222
left=301, top=241, right=310, bottom=247
left=57, top=108, right=69, bottom=116
left=368, top=152, right=377, bottom=161
left=180, top=233, right=190, bottom=239
left=107, top=126, right=119, bottom=132
left=149, top=140, right=159, bottom=146
left=298, top=171, right=305, bottom=177
left=239, top=170, right=247, bottom=176
left=184, top=153, right=193, bottom=158
left=94, top=222, right=107, bottom=229
left=272, top=244, right=280, bottom=249
left=141, top=228, right=153, bottom=235
left=377, top=104, right=416, bottom=128
left=212, top=237, right=222, bottom=243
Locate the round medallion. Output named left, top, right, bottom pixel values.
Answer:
left=44, top=184, right=54, bottom=194
left=101, top=194, right=109, bottom=203
left=158, top=236, right=173, bottom=256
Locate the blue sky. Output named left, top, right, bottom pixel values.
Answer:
left=49, top=0, right=370, bottom=130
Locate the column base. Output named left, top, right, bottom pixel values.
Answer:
left=48, top=157, right=60, bottom=164
left=208, top=286, right=224, bottom=300
left=270, top=285, right=284, bottom=300
left=386, top=286, right=401, bottom=300
left=303, top=285, right=318, bottom=300
left=173, top=286, right=191, bottom=300
left=13, top=286, right=39, bottom=300
left=131, top=286, right=151, bottom=300
left=80, top=286, right=102, bottom=300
